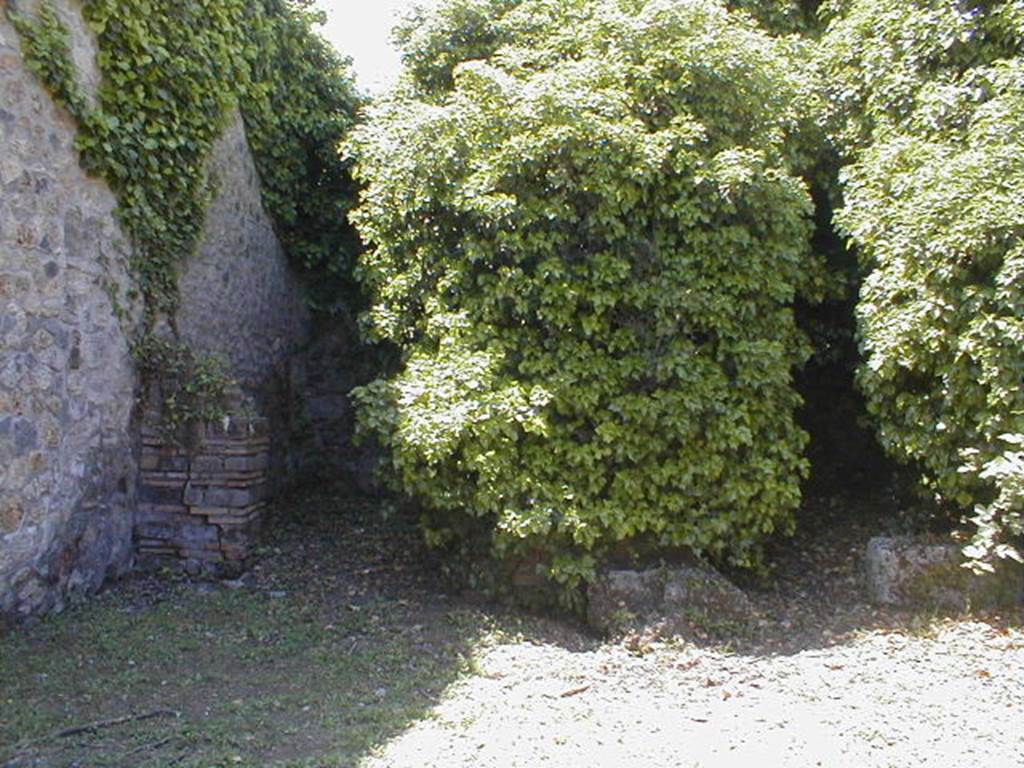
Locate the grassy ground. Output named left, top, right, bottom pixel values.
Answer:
left=1, top=485, right=1022, bottom=767
left=0, top=489, right=534, bottom=768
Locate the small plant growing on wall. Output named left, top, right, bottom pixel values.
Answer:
left=132, top=334, right=234, bottom=447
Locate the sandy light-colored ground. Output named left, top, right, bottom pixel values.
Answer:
left=364, top=620, right=1024, bottom=768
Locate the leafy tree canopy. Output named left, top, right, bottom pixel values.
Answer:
left=821, top=0, right=1024, bottom=567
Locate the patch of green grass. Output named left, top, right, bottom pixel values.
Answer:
left=0, top=553, right=491, bottom=766
left=0, top=487, right=595, bottom=767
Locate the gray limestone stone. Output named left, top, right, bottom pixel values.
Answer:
left=587, top=564, right=753, bottom=637
left=587, top=569, right=664, bottom=634
left=866, top=536, right=1024, bottom=608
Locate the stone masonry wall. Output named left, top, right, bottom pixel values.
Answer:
left=0, top=2, right=138, bottom=619
left=285, top=318, right=381, bottom=493
left=1, top=1, right=311, bottom=621
left=176, top=109, right=310, bottom=489
left=176, top=111, right=309, bottom=398
left=135, top=415, right=270, bottom=576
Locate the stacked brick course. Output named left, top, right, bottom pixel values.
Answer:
left=136, top=416, right=270, bottom=576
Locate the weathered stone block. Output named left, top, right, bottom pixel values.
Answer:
left=587, top=565, right=753, bottom=637
left=865, top=536, right=1024, bottom=608
left=200, top=486, right=255, bottom=509
left=182, top=483, right=206, bottom=506
left=192, top=455, right=224, bottom=475
left=135, top=503, right=190, bottom=523
left=225, top=453, right=269, bottom=473
left=157, top=454, right=190, bottom=473
left=587, top=570, right=663, bottom=634
left=663, top=567, right=753, bottom=626
left=177, top=524, right=221, bottom=548
left=139, top=452, right=161, bottom=471
left=139, top=481, right=184, bottom=506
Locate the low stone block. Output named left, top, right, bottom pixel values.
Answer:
left=191, top=455, right=224, bottom=475
left=135, top=545, right=178, bottom=557
left=663, top=566, right=754, bottom=628
left=177, top=523, right=221, bottom=548
left=135, top=503, right=190, bottom=525
left=158, top=455, right=190, bottom=472
left=205, top=512, right=259, bottom=527
left=138, top=481, right=185, bottom=506
left=201, top=486, right=257, bottom=509
left=865, top=536, right=1024, bottom=609
left=587, top=564, right=753, bottom=637
left=130, top=403, right=273, bottom=582
left=139, top=452, right=160, bottom=471
left=135, top=519, right=187, bottom=542
left=587, top=569, right=663, bottom=634
left=140, top=470, right=188, bottom=485
left=183, top=483, right=205, bottom=506
left=225, top=454, right=269, bottom=473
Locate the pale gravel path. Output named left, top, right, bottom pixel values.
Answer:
left=362, top=621, right=1024, bottom=768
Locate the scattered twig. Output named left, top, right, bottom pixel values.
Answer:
left=55, top=709, right=179, bottom=739
left=558, top=684, right=591, bottom=698
left=123, top=735, right=174, bottom=757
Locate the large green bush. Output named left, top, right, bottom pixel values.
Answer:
left=821, top=0, right=1024, bottom=566
left=350, top=0, right=825, bottom=598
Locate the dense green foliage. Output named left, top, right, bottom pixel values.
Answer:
left=821, top=0, right=1024, bottom=566
left=351, top=0, right=826, bottom=597
left=7, top=2, right=87, bottom=117
left=728, top=0, right=824, bottom=33
left=8, top=0, right=360, bottom=321
left=133, top=335, right=233, bottom=442
left=242, top=0, right=362, bottom=314
left=14, top=0, right=1022, bottom=582
left=390, top=0, right=821, bottom=96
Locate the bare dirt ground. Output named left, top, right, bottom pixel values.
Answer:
left=1, top=483, right=1022, bottom=767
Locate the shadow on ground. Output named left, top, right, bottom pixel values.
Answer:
left=0, top=486, right=544, bottom=768
left=1, top=483, right=1020, bottom=767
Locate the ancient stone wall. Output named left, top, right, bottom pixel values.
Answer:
left=0, top=2, right=311, bottom=621
left=280, top=318, right=383, bottom=494
left=176, top=111, right=309, bottom=401
left=176, top=108, right=310, bottom=489
left=0, top=4, right=138, bottom=619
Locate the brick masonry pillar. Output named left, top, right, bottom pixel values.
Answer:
left=135, top=415, right=270, bottom=576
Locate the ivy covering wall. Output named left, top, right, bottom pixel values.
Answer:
left=7, top=0, right=360, bottom=323
left=7, top=0, right=360, bottom=432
